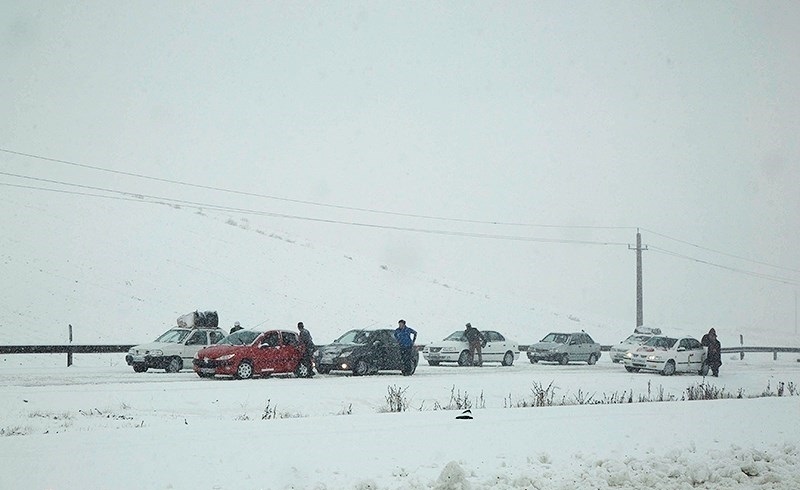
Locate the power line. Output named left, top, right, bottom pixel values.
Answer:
left=649, top=246, right=800, bottom=286
left=0, top=147, right=635, bottom=231
left=0, top=181, right=632, bottom=247
left=641, top=227, right=800, bottom=275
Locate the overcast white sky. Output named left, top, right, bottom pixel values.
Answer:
left=2, top=2, right=799, bottom=334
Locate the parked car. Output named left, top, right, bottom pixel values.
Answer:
left=422, top=330, right=519, bottom=366
left=526, top=331, right=601, bottom=365
left=126, top=326, right=226, bottom=373
left=314, top=328, right=418, bottom=376
left=609, top=333, right=655, bottom=363
left=623, top=335, right=708, bottom=376
left=192, top=329, right=312, bottom=379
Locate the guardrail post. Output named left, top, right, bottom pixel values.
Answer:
left=774, top=350, right=778, bottom=361
left=740, top=334, right=744, bottom=360
left=67, top=324, right=73, bottom=367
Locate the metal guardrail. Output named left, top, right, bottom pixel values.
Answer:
left=0, top=345, right=134, bottom=354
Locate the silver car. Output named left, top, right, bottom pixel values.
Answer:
left=526, top=331, right=601, bottom=365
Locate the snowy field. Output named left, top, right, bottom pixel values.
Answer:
left=1, top=352, right=799, bottom=489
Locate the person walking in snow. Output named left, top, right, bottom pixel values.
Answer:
left=464, top=323, right=486, bottom=366
left=297, top=322, right=315, bottom=377
left=394, top=319, right=417, bottom=376
left=701, top=327, right=722, bottom=377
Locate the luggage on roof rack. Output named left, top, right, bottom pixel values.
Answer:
left=177, top=310, right=220, bottom=329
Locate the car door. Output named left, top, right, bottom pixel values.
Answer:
left=675, top=338, right=693, bottom=372
left=280, top=331, right=302, bottom=372
left=568, top=334, right=587, bottom=362
left=374, top=331, right=403, bottom=370
left=684, top=338, right=704, bottom=372
left=182, top=330, right=210, bottom=368
left=254, top=331, right=284, bottom=374
left=482, top=331, right=503, bottom=363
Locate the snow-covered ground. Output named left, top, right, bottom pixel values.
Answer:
left=1, top=351, right=799, bottom=489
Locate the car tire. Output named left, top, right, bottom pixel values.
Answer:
left=132, top=364, right=148, bottom=373
left=625, top=366, right=640, bottom=373
left=587, top=354, right=597, bottom=365
left=559, top=354, right=569, bottom=365
left=529, top=357, right=538, bottom=364
left=457, top=351, right=471, bottom=366
left=661, top=360, right=676, bottom=376
left=317, top=367, right=331, bottom=375
left=197, top=372, right=214, bottom=378
left=502, top=351, right=514, bottom=366
left=294, top=363, right=311, bottom=378
left=165, top=357, right=182, bottom=373
left=427, top=361, right=440, bottom=366
left=353, top=359, right=369, bottom=376
left=235, top=360, right=254, bottom=379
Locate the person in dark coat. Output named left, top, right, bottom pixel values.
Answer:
left=701, top=327, right=722, bottom=377
left=464, top=323, right=486, bottom=366
left=230, top=321, right=243, bottom=333
left=297, top=322, right=315, bottom=377
left=393, top=319, right=417, bottom=376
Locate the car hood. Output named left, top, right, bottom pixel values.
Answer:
left=427, top=340, right=466, bottom=349
left=631, top=346, right=668, bottom=354
left=196, top=344, right=242, bottom=359
left=129, top=341, right=178, bottom=353
left=316, top=343, right=363, bottom=356
left=530, top=341, right=564, bottom=351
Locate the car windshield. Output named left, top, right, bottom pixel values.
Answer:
left=334, top=330, right=371, bottom=344
left=444, top=331, right=467, bottom=342
left=623, top=334, right=651, bottom=344
left=220, top=330, right=260, bottom=346
left=154, top=329, right=191, bottom=343
left=541, top=333, right=568, bottom=344
left=643, top=336, right=677, bottom=349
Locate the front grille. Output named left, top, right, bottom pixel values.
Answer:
left=429, top=347, right=442, bottom=353
left=193, top=359, right=219, bottom=368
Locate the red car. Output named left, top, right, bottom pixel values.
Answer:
left=193, top=329, right=312, bottom=379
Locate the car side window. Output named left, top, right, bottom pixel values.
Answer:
left=185, top=331, right=206, bottom=345
left=679, top=339, right=690, bottom=350
left=262, top=332, right=280, bottom=347
left=584, top=334, right=595, bottom=344
left=281, top=332, right=298, bottom=345
left=689, top=339, right=701, bottom=349
left=210, top=331, right=225, bottom=344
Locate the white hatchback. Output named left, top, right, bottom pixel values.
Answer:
left=623, top=336, right=708, bottom=376
left=422, top=330, right=519, bottom=366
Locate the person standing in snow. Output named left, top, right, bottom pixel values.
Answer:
left=297, top=322, right=315, bottom=377
left=701, top=328, right=722, bottom=377
left=464, top=323, right=486, bottom=366
left=394, top=319, right=417, bottom=375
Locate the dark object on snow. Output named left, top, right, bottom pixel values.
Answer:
left=456, top=409, right=473, bottom=420
left=701, top=328, right=722, bottom=377
left=177, top=310, right=219, bottom=329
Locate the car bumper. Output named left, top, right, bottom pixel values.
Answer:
left=192, top=358, right=237, bottom=376
left=624, top=359, right=664, bottom=371
left=125, top=354, right=171, bottom=369
left=526, top=351, right=562, bottom=362
left=422, top=352, right=460, bottom=363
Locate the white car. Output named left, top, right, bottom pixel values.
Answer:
left=126, top=327, right=226, bottom=373
left=609, top=333, right=654, bottom=363
left=623, top=336, right=708, bottom=376
left=422, top=330, right=519, bottom=366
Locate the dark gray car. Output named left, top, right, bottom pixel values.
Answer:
left=526, top=331, right=601, bottom=365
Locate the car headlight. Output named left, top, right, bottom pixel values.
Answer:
left=625, top=352, right=633, bottom=359
left=194, top=352, right=200, bottom=359
left=149, top=349, right=163, bottom=356
left=647, top=355, right=662, bottom=362
left=216, top=354, right=235, bottom=361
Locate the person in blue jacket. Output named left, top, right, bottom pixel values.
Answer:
left=394, top=319, right=417, bottom=375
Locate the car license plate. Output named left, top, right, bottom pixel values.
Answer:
left=427, top=354, right=442, bottom=360
left=199, top=367, right=215, bottom=374
left=132, top=355, right=145, bottom=363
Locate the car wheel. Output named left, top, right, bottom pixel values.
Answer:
left=165, top=357, right=182, bottom=373
left=132, top=364, right=148, bottom=373
left=427, top=361, right=440, bottom=366
left=294, top=363, right=311, bottom=378
left=317, top=367, right=331, bottom=375
left=559, top=354, right=569, bottom=365
left=353, top=359, right=369, bottom=376
left=529, top=357, right=538, bottom=364
left=502, top=351, right=514, bottom=366
left=625, top=366, right=640, bottom=373
left=587, top=354, right=597, bottom=365
left=197, top=372, right=214, bottom=378
left=235, top=360, right=254, bottom=379
left=457, top=351, right=471, bottom=366
left=661, top=360, right=676, bottom=376
left=700, top=362, right=710, bottom=376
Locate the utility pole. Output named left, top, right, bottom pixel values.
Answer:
left=628, top=229, right=648, bottom=328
